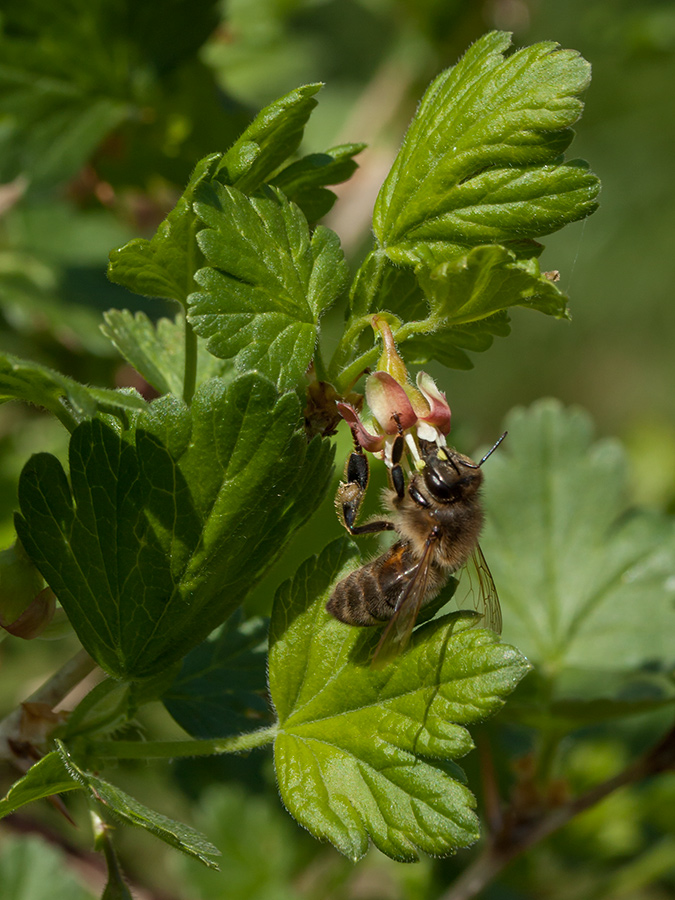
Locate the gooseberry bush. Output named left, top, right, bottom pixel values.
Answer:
left=1, top=31, right=674, bottom=900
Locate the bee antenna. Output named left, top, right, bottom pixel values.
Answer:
left=477, top=431, right=507, bottom=467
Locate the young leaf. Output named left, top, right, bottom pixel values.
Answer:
left=163, top=612, right=269, bottom=738
left=215, top=83, right=322, bottom=193
left=15, top=374, right=334, bottom=679
left=269, top=538, right=529, bottom=862
left=55, top=742, right=220, bottom=869
left=108, top=85, right=325, bottom=305
left=271, top=143, right=366, bottom=223
left=101, top=310, right=230, bottom=396
left=417, top=246, right=568, bottom=322
left=373, top=31, right=599, bottom=267
left=482, top=400, right=675, bottom=691
left=402, top=312, right=511, bottom=370
left=107, top=153, right=221, bottom=306
left=189, top=183, right=348, bottom=391
left=0, top=751, right=80, bottom=820
left=391, top=245, right=566, bottom=369
left=0, top=351, right=146, bottom=422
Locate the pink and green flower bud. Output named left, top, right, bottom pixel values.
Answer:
left=338, top=318, right=453, bottom=470
left=372, top=315, right=408, bottom=385
left=365, top=372, right=418, bottom=435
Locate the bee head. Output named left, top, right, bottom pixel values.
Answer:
left=422, top=448, right=483, bottom=502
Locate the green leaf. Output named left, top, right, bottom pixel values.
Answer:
left=0, top=751, right=80, bottom=820
left=373, top=31, right=599, bottom=266
left=16, top=374, right=334, bottom=679
left=0, top=835, right=96, bottom=900
left=163, top=612, right=269, bottom=738
left=55, top=742, right=220, bottom=869
left=271, top=143, right=366, bottom=222
left=417, top=245, right=568, bottom=322
left=482, top=400, right=675, bottom=691
left=215, top=83, right=323, bottom=194
left=107, top=154, right=221, bottom=306
left=0, top=351, right=146, bottom=423
left=269, top=538, right=529, bottom=862
left=100, top=310, right=230, bottom=396
left=108, top=84, right=326, bottom=305
left=189, top=183, right=348, bottom=391
left=368, top=245, right=564, bottom=370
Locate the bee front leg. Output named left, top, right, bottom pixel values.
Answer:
left=335, top=446, right=395, bottom=536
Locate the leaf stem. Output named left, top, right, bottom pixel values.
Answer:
left=88, top=724, right=278, bottom=760
left=334, top=345, right=379, bottom=394
left=183, top=316, right=198, bottom=405
left=312, top=344, right=329, bottom=382
left=52, top=401, right=80, bottom=434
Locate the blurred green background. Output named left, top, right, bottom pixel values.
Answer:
left=1, top=1, right=674, bottom=898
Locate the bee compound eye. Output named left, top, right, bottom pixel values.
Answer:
left=423, top=464, right=453, bottom=500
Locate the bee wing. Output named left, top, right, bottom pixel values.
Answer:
left=463, top=544, right=502, bottom=635
left=371, top=531, right=437, bottom=668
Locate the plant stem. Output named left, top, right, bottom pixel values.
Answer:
left=183, top=317, right=198, bottom=405
left=334, top=345, right=380, bottom=394
left=88, top=724, right=278, bottom=760
left=52, top=401, right=80, bottom=434
left=313, top=344, right=329, bottom=382
left=0, top=648, right=97, bottom=761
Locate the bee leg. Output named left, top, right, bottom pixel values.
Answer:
left=335, top=442, right=396, bottom=536
left=389, top=434, right=406, bottom=501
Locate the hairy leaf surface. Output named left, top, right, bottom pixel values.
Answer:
left=374, top=32, right=599, bottom=264
left=269, top=539, right=529, bottom=861
left=189, top=183, right=348, bottom=391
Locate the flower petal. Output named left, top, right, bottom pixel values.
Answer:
left=365, top=372, right=418, bottom=434
left=336, top=402, right=386, bottom=452
left=416, top=371, right=451, bottom=434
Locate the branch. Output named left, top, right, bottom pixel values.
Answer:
left=0, top=649, right=97, bottom=763
left=439, top=721, right=675, bottom=900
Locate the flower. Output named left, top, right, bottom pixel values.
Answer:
left=337, top=318, right=451, bottom=469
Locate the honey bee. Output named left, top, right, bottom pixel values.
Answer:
left=326, top=434, right=506, bottom=665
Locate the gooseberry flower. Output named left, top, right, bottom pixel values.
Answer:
left=337, top=317, right=451, bottom=469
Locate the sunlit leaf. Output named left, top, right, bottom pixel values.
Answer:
left=189, top=183, right=348, bottom=391
left=269, top=538, right=529, bottom=861
left=374, top=31, right=599, bottom=265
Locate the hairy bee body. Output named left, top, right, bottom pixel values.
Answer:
left=327, top=446, right=492, bottom=640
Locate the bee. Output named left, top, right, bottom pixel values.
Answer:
left=326, top=433, right=506, bottom=665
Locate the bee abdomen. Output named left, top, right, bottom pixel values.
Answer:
left=326, top=543, right=416, bottom=626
